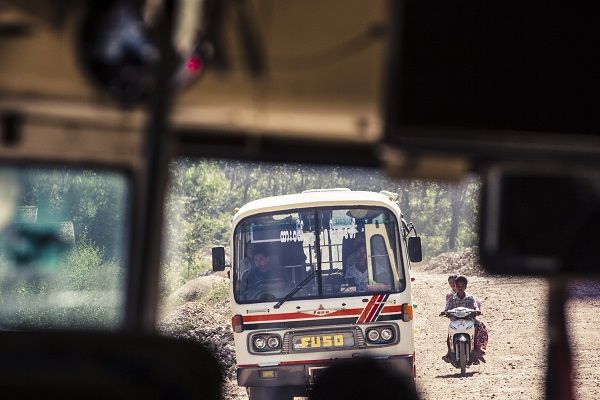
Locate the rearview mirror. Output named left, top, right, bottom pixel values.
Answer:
left=212, top=247, right=226, bottom=272
left=408, top=237, right=422, bottom=263
left=480, top=168, right=600, bottom=276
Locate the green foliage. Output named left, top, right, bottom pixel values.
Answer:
left=61, top=239, right=123, bottom=292
left=203, top=280, right=230, bottom=304
left=1, top=167, right=127, bottom=329
left=161, top=160, right=232, bottom=295
left=3, top=162, right=480, bottom=313
left=159, top=258, right=213, bottom=299
left=159, top=262, right=182, bottom=300
left=20, top=169, right=126, bottom=260
left=161, top=160, right=481, bottom=298
left=181, top=258, right=212, bottom=282
left=0, top=240, right=123, bottom=329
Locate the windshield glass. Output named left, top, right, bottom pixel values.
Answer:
left=0, top=167, right=128, bottom=330
left=233, top=206, right=404, bottom=303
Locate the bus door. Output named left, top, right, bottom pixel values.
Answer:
left=365, top=223, right=400, bottom=291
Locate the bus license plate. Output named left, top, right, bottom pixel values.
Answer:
left=292, top=332, right=355, bottom=351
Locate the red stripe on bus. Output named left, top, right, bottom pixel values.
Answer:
left=241, top=299, right=402, bottom=324
left=381, top=305, right=402, bottom=313
left=357, top=295, right=378, bottom=323
left=242, top=308, right=363, bottom=323
left=373, top=294, right=392, bottom=321
left=364, top=294, right=384, bottom=323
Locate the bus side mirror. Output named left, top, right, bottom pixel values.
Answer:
left=408, top=237, right=422, bottom=262
left=212, top=247, right=226, bottom=271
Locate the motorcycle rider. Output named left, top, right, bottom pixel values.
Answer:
left=445, top=274, right=458, bottom=303
left=441, top=275, right=489, bottom=364
left=445, top=274, right=484, bottom=313
left=442, top=274, right=458, bottom=357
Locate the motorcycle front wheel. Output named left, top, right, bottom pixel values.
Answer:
left=457, top=341, right=468, bottom=377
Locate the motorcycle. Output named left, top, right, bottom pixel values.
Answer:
left=441, top=307, right=481, bottom=377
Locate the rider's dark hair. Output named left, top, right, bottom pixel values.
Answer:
left=455, top=275, right=468, bottom=285
left=448, top=274, right=458, bottom=281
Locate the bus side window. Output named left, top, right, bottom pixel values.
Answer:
left=370, top=235, right=393, bottom=286
left=341, top=236, right=365, bottom=275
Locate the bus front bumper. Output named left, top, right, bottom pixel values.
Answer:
left=237, top=354, right=414, bottom=387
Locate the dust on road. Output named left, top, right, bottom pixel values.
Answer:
left=412, top=269, right=548, bottom=400
left=412, top=267, right=600, bottom=400
left=162, top=260, right=600, bottom=400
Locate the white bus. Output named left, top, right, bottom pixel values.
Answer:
left=212, top=189, right=422, bottom=400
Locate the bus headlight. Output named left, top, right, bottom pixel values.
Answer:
left=367, top=329, right=380, bottom=342
left=365, top=326, right=396, bottom=344
left=267, top=336, right=281, bottom=349
left=380, top=328, right=394, bottom=341
left=251, top=334, right=282, bottom=352
left=253, top=336, right=267, bottom=350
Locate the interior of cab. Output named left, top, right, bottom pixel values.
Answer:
left=1, top=1, right=599, bottom=399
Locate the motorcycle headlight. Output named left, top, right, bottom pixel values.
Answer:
left=267, top=336, right=281, bottom=349
left=253, top=336, right=267, bottom=350
left=367, top=329, right=380, bottom=342
left=380, top=328, right=394, bottom=341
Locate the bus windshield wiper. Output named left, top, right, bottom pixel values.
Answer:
left=273, top=269, right=317, bottom=309
left=275, top=210, right=322, bottom=309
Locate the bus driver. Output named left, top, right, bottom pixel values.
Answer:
left=245, top=244, right=285, bottom=300
left=345, top=240, right=368, bottom=291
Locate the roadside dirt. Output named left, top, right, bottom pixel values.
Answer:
left=161, top=249, right=600, bottom=400
left=411, top=264, right=600, bottom=400
left=412, top=269, right=549, bottom=400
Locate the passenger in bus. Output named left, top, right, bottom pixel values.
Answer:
left=238, top=241, right=257, bottom=295
left=242, top=241, right=256, bottom=272
left=344, top=241, right=368, bottom=291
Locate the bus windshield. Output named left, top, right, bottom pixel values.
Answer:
left=233, top=206, right=405, bottom=304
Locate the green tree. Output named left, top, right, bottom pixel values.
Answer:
left=162, top=160, right=481, bottom=281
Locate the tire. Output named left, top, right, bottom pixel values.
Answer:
left=457, top=341, right=468, bottom=377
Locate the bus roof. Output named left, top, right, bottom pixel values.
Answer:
left=233, top=190, right=401, bottom=223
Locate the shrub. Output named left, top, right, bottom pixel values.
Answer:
left=0, top=240, right=124, bottom=330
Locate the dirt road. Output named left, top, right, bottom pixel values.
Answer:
left=208, top=267, right=600, bottom=399
left=412, top=268, right=600, bottom=400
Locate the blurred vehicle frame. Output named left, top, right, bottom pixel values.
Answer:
left=1, top=1, right=599, bottom=399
